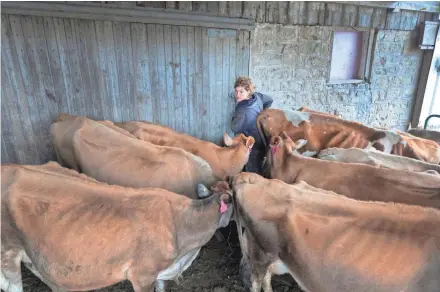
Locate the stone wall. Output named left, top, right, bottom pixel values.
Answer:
left=251, top=24, right=423, bottom=130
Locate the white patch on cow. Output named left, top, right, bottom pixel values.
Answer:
left=269, top=260, right=290, bottom=275
left=372, top=130, right=402, bottom=154
left=1, top=271, right=10, bottom=292
left=283, top=110, right=310, bottom=127
left=301, top=151, right=317, bottom=157
left=157, top=248, right=201, bottom=280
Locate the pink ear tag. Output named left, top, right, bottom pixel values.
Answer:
left=271, top=145, right=278, bottom=154
left=220, top=200, right=228, bottom=214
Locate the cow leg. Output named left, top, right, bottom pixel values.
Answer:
left=154, top=280, right=166, bottom=292
left=127, top=268, right=155, bottom=292
left=262, top=271, right=273, bottom=292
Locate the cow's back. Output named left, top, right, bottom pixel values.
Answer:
left=51, top=117, right=217, bottom=198
left=1, top=165, right=182, bottom=290
left=318, top=147, right=440, bottom=173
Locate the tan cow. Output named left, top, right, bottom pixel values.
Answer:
left=263, top=133, right=440, bottom=208
left=115, top=121, right=255, bottom=180
left=233, top=172, right=440, bottom=292
left=318, top=147, right=440, bottom=173
left=51, top=115, right=217, bottom=199
left=1, top=163, right=233, bottom=292
left=256, top=108, right=440, bottom=164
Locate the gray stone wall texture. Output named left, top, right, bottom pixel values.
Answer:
left=251, top=24, right=423, bottom=130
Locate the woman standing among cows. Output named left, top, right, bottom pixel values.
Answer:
left=231, top=76, right=273, bottom=174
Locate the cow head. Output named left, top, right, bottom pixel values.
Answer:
left=223, top=133, right=255, bottom=156
left=263, top=132, right=308, bottom=177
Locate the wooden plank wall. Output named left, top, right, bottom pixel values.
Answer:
left=60, top=1, right=439, bottom=30
left=1, top=14, right=249, bottom=164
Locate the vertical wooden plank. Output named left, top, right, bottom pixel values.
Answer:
left=187, top=26, right=195, bottom=137
left=147, top=24, right=161, bottom=124
left=32, top=16, right=59, bottom=121
left=400, top=11, right=418, bottom=31
left=8, top=15, right=43, bottom=163
left=201, top=28, right=210, bottom=140
left=207, top=2, right=219, bottom=14
left=74, top=19, right=95, bottom=118
left=1, top=135, right=12, bottom=164
left=266, top=1, right=278, bottom=23
left=208, top=33, right=216, bottom=141
left=172, top=25, right=182, bottom=133
left=64, top=18, right=86, bottom=116
left=156, top=24, right=168, bottom=127
left=215, top=35, right=223, bottom=142
left=278, top=1, right=289, bottom=25
left=227, top=1, right=242, bottom=18
left=20, top=15, right=52, bottom=162
left=85, top=18, right=103, bottom=119
left=357, top=7, right=374, bottom=28
left=43, top=17, right=69, bottom=115
left=307, top=2, right=321, bottom=25
left=193, top=2, right=208, bottom=13
left=318, top=2, right=326, bottom=25
left=113, top=21, right=135, bottom=121
left=1, top=43, right=20, bottom=163
left=164, top=24, right=174, bottom=129
left=255, top=1, right=266, bottom=23
left=179, top=26, right=189, bottom=134
left=178, top=1, right=192, bottom=11
left=243, top=31, right=250, bottom=76
left=416, top=11, right=426, bottom=28
left=235, top=30, right=243, bottom=78
left=131, top=23, right=152, bottom=121
left=342, top=4, right=358, bottom=27
left=242, top=1, right=254, bottom=19
left=194, top=26, right=203, bottom=138
left=222, top=36, right=230, bottom=138
left=325, top=3, right=343, bottom=27
left=53, top=17, right=74, bottom=115
left=372, top=8, right=387, bottom=29
left=94, top=20, right=111, bottom=120
left=165, top=1, right=177, bottom=9
left=228, top=30, right=237, bottom=138
left=385, top=10, right=402, bottom=30
left=219, top=1, right=227, bottom=16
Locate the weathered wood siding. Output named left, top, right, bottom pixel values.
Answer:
left=1, top=14, right=250, bottom=164
left=61, top=1, right=439, bottom=30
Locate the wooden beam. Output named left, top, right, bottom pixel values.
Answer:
left=334, top=2, right=440, bottom=13
left=1, top=1, right=255, bottom=31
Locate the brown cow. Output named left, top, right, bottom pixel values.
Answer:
left=263, top=133, right=440, bottom=208
left=318, top=147, right=440, bottom=173
left=51, top=115, right=217, bottom=199
left=256, top=108, right=440, bottom=164
left=1, top=163, right=233, bottom=292
left=115, top=121, right=255, bottom=180
left=233, top=172, right=440, bottom=292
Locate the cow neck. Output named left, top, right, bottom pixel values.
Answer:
left=173, top=194, right=222, bottom=254
left=217, top=143, right=248, bottom=174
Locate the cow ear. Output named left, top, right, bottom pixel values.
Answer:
left=294, top=139, right=308, bottom=150
left=223, top=133, right=233, bottom=146
left=281, top=131, right=289, bottom=139
left=246, top=136, right=255, bottom=148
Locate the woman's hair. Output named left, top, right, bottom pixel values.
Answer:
left=234, top=76, right=256, bottom=94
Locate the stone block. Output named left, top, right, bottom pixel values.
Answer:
left=254, top=26, right=275, bottom=42
left=283, top=43, right=300, bottom=54
left=252, top=54, right=283, bottom=67
left=276, top=26, right=298, bottom=43
left=298, top=26, right=321, bottom=40
left=300, top=41, right=320, bottom=55
left=377, top=42, right=403, bottom=54
left=372, top=90, right=387, bottom=103
left=386, top=88, right=401, bottom=100
left=327, top=89, right=351, bottom=104
left=262, top=42, right=284, bottom=54
left=280, top=80, right=302, bottom=92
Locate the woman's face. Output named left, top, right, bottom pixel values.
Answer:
left=235, top=86, right=251, bottom=103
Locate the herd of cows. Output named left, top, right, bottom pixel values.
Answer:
left=2, top=106, right=440, bottom=292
